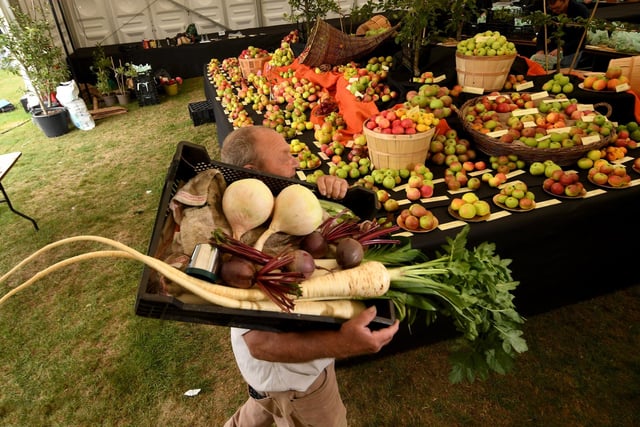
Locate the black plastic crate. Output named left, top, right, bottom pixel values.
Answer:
left=135, top=141, right=392, bottom=332
left=188, top=100, right=215, bottom=126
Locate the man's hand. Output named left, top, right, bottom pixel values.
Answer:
left=242, top=306, right=399, bottom=363
left=335, top=306, right=400, bottom=359
left=316, top=175, right=348, bottom=200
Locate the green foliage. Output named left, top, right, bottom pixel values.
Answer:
left=285, top=0, right=342, bottom=38
left=92, top=44, right=112, bottom=95
left=379, top=225, right=528, bottom=383
left=112, top=59, right=137, bottom=94
left=0, top=4, right=70, bottom=114
left=347, top=0, right=385, bottom=33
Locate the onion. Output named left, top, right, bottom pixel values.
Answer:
left=219, top=255, right=256, bottom=289
left=222, top=178, right=274, bottom=240
left=253, top=184, right=324, bottom=251
left=285, top=249, right=316, bottom=278
left=300, top=230, right=329, bottom=258
left=335, top=238, right=364, bottom=269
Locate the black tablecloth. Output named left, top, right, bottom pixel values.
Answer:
left=204, top=64, right=640, bottom=317
left=68, top=29, right=290, bottom=83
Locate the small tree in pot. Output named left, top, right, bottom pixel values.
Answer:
left=0, top=4, right=70, bottom=116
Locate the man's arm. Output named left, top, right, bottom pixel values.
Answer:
left=242, top=306, right=399, bottom=363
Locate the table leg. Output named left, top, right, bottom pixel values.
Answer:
left=0, top=183, right=39, bottom=231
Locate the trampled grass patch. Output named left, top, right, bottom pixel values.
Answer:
left=0, top=71, right=638, bottom=426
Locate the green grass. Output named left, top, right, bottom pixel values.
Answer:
left=0, top=70, right=639, bottom=426
left=0, top=69, right=30, bottom=133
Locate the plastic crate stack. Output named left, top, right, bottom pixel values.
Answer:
left=188, top=100, right=215, bottom=126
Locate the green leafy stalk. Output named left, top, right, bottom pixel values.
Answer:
left=375, top=225, right=528, bottom=383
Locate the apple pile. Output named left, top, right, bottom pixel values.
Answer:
left=428, top=128, right=477, bottom=166
left=305, top=169, right=326, bottom=185
left=582, top=66, right=630, bottom=92
left=456, top=30, right=517, bottom=57
left=541, top=73, right=574, bottom=94
left=542, top=169, right=585, bottom=197
left=449, top=192, right=491, bottom=220
left=345, top=67, right=398, bottom=103
left=405, top=84, right=454, bottom=119
left=529, top=160, right=562, bottom=177
left=412, top=71, right=438, bottom=84
left=364, top=105, right=438, bottom=135
left=575, top=149, right=603, bottom=170
left=503, top=74, right=528, bottom=90
left=612, top=121, right=640, bottom=149
left=262, top=104, right=295, bottom=138
left=633, top=157, right=640, bottom=172
left=328, top=157, right=371, bottom=180
left=405, top=164, right=435, bottom=200
left=443, top=159, right=483, bottom=191
left=587, top=159, right=632, bottom=188
left=269, top=42, right=295, bottom=67
left=282, top=29, right=300, bottom=45
left=481, top=171, right=508, bottom=188
left=239, top=46, right=270, bottom=59
left=490, top=154, right=524, bottom=174
left=494, top=181, right=535, bottom=210
left=290, top=141, right=322, bottom=171
left=396, top=204, right=438, bottom=231
left=271, top=77, right=322, bottom=105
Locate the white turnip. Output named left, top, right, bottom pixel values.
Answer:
left=222, top=178, right=274, bottom=240
left=253, top=184, right=323, bottom=251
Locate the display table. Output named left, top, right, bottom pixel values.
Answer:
left=203, top=62, right=640, bottom=323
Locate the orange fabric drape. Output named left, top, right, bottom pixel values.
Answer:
left=334, top=76, right=380, bottom=135
left=626, top=90, right=640, bottom=123
left=522, top=55, right=547, bottom=76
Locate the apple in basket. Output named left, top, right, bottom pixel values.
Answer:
left=366, top=107, right=438, bottom=135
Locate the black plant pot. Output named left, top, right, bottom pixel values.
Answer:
left=32, top=107, right=70, bottom=138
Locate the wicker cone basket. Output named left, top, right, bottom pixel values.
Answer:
left=459, top=97, right=611, bottom=166
left=298, top=19, right=399, bottom=68
left=238, top=56, right=271, bottom=79
left=363, top=122, right=436, bottom=170
left=455, top=53, right=516, bottom=92
left=356, top=15, right=391, bottom=36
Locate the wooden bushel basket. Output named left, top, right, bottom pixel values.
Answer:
left=238, top=56, right=271, bottom=79
left=455, top=53, right=516, bottom=92
left=363, top=122, right=436, bottom=170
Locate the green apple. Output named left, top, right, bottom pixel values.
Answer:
left=504, top=196, right=519, bottom=209
left=473, top=200, right=491, bottom=217
left=529, top=161, right=546, bottom=176
left=545, top=164, right=562, bottom=178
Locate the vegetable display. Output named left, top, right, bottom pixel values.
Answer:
left=0, top=173, right=527, bottom=383
left=0, top=223, right=526, bottom=383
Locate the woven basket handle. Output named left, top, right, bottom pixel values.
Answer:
left=593, top=102, right=612, bottom=118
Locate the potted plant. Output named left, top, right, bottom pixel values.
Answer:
left=92, top=45, right=116, bottom=106
left=111, top=58, right=137, bottom=105
left=0, top=4, right=71, bottom=137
